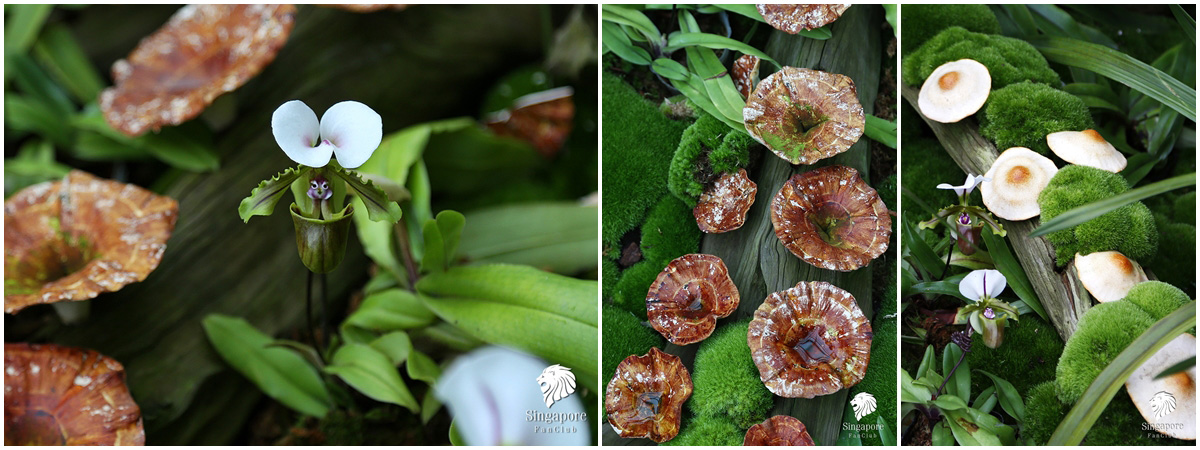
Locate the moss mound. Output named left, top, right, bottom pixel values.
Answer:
left=667, top=112, right=753, bottom=207
left=601, top=305, right=663, bottom=381
left=1123, top=280, right=1193, bottom=336
left=966, top=315, right=1062, bottom=395
left=640, top=195, right=702, bottom=264
left=979, top=82, right=1094, bottom=155
left=602, top=258, right=618, bottom=300
left=900, top=5, right=1001, bottom=54
left=1038, top=165, right=1158, bottom=266
left=1147, top=216, right=1196, bottom=297
left=1023, top=381, right=1183, bottom=445
left=1173, top=191, right=1195, bottom=226
left=899, top=138, right=962, bottom=216
left=661, top=415, right=743, bottom=446
left=690, top=321, right=773, bottom=429
left=1022, top=381, right=1061, bottom=445
left=902, top=27, right=1059, bottom=89
left=611, top=259, right=660, bottom=319
left=1055, top=301, right=1156, bottom=404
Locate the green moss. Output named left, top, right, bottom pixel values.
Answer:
left=900, top=101, right=926, bottom=142
left=602, top=305, right=664, bottom=381
left=1173, top=192, right=1195, bottom=226
left=1055, top=301, right=1156, bottom=404
left=611, top=260, right=661, bottom=319
left=979, top=82, right=1094, bottom=155
left=1147, top=217, right=1196, bottom=298
left=1123, top=280, right=1192, bottom=324
left=666, top=113, right=753, bottom=207
left=690, top=321, right=773, bottom=429
left=710, top=130, right=754, bottom=175
left=902, top=27, right=1059, bottom=88
left=966, top=315, right=1062, bottom=395
left=1038, top=165, right=1158, bottom=266
left=900, top=5, right=1000, bottom=54
left=640, top=195, right=702, bottom=265
left=1022, top=381, right=1060, bottom=445
left=848, top=318, right=896, bottom=445
left=661, top=415, right=743, bottom=446
left=1024, top=381, right=1183, bottom=445
left=899, top=138, right=962, bottom=216
left=602, top=258, right=619, bottom=301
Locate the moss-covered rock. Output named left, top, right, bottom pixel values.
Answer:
left=661, top=415, right=743, bottom=446
left=899, top=138, right=962, bottom=216
left=1123, top=280, right=1193, bottom=336
left=710, top=130, right=755, bottom=175
left=640, top=195, right=702, bottom=265
left=902, top=27, right=1059, bottom=88
left=1038, top=165, right=1158, bottom=266
left=1055, top=301, right=1157, bottom=404
left=667, top=113, right=753, bottom=207
left=1147, top=216, right=1196, bottom=297
left=690, top=321, right=773, bottom=430
left=900, top=5, right=1001, bottom=54
left=601, top=305, right=663, bottom=381
left=1023, top=381, right=1185, bottom=445
left=611, top=259, right=661, bottom=319
left=979, top=82, right=1095, bottom=155
left=1173, top=191, right=1195, bottom=226
left=966, top=315, right=1062, bottom=395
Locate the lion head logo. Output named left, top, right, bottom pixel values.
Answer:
left=536, top=364, right=576, bottom=408
left=1150, top=391, right=1177, bottom=419
left=850, top=392, right=877, bottom=421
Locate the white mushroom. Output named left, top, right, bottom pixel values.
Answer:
left=917, top=59, right=991, bottom=123
left=981, top=147, right=1059, bottom=221
left=1046, top=129, right=1127, bottom=173
left=1125, top=333, right=1195, bottom=441
left=1074, top=251, right=1148, bottom=302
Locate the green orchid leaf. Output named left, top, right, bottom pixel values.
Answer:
left=420, top=219, right=445, bottom=274
left=458, top=202, right=597, bottom=275
left=865, top=114, right=897, bottom=149
left=977, top=369, right=1025, bottom=422
left=932, top=394, right=968, bottom=411
left=32, top=24, right=104, bottom=103
left=601, top=4, right=661, bottom=44
left=1154, top=355, right=1195, bottom=379
left=345, top=289, right=435, bottom=331
left=651, top=57, right=689, bottom=81
left=238, top=165, right=308, bottom=222
left=942, top=342, right=970, bottom=400
left=406, top=349, right=441, bottom=384
left=340, top=323, right=376, bottom=345
left=417, top=264, right=598, bottom=327
left=370, top=331, right=413, bottom=366
left=325, top=343, right=419, bottom=412
left=421, top=389, right=443, bottom=424
left=603, top=22, right=652, bottom=65
left=709, top=4, right=765, bottom=23
left=266, top=339, right=324, bottom=370
left=900, top=370, right=932, bottom=404
left=436, top=210, right=466, bottom=266
left=5, top=4, right=53, bottom=55
left=663, top=32, right=778, bottom=66
left=930, top=421, right=954, bottom=446
left=357, top=117, right=474, bottom=186
left=329, top=167, right=403, bottom=223
left=916, top=345, right=936, bottom=380
left=972, top=385, right=997, bottom=413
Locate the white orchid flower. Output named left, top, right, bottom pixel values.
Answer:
left=959, top=269, right=1007, bottom=302
left=435, top=346, right=589, bottom=446
left=937, top=173, right=990, bottom=197
left=271, top=100, right=382, bottom=169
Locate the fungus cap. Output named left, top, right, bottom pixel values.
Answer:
left=743, top=415, right=816, bottom=446
left=757, top=4, right=849, bottom=34
left=484, top=86, right=575, bottom=158
left=694, top=168, right=758, bottom=234
left=1074, top=251, right=1148, bottom=303
left=1125, top=333, right=1195, bottom=440
left=981, top=147, right=1058, bottom=221
left=748, top=281, right=873, bottom=398
left=646, top=254, right=740, bottom=345
left=732, top=55, right=761, bottom=99
left=770, top=165, right=891, bottom=271
left=1046, top=130, right=1128, bottom=173
left=917, top=59, right=991, bottom=123
left=744, top=67, right=865, bottom=165
left=605, top=348, right=693, bottom=443
left=4, top=343, right=144, bottom=445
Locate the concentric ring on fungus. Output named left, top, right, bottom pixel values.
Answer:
left=743, top=67, right=865, bottom=165
left=757, top=4, right=849, bottom=34
left=770, top=165, right=890, bottom=272
left=748, top=281, right=873, bottom=398
left=646, top=254, right=740, bottom=345
left=693, top=168, right=758, bottom=234
left=743, top=415, right=816, bottom=446
left=605, top=348, right=693, bottom=443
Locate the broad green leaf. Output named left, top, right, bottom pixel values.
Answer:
left=420, top=219, right=446, bottom=273
left=944, top=408, right=1005, bottom=446
left=972, top=385, right=997, bottom=412
left=902, top=219, right=947, bottom=276
left=458, top=202, right=597, bottom=274
left=1030, top=173, right=1195, bottom=236
left=4, top=4, right=53, bottom=54
left=201, top=314, right=332, bottom=417
left=139, top=127, right=221, bottom=172
left=5, top=94, right=72, bottom=146
left=601, top=5, right=660, bottom=44
left=340, top=323, right=376, bottom=345
left=883, top=5, right=897, bottom=37
left=405, top=161, right=433, bottom=259
left=864, top=114, right=897, bottom=149
left=406, top=349, right=441, bottom=384
left=350, top=196, right=405, bottom=282
left=930, top=421, right=954, bottom=446
left=4, top=139, right=71, bottom=195
left=876, top=415, right=896, bottom=446
left=977, top=369, right=1025, bottom=422
left=345, top=289, right=435, bottom=331
left=449, top=420, right=465, bottom=446
left=238, top=166, right=308, bottom=222
left=602, top=22, right=652, bottom=65
left=436, top=210, right=466, bottom=265
left=910, top=274, right=968, bottom=302
left=942, top=343, right=970, bottom=401
left=417, top=264, right=597, bottom=326
left=664, top=32, right=778, bottom=66
left=651, top=57, right=689, bottom=81
left=932, top=394, right=968, bottom=411
left=685, top=45, right=745, bottom=125
left=9, top=53, right=74, bottom=117
left=900, top=370, right=932, bottom=404
left=421, top=389, right=442, bottom=424
left=32, top=24, right=104, bottom=103
left=796, top=26, right=833, bottom=40
left=326, top=343, right=418, bottom=411
left=357, top=117, right=473, bottom=186
left=74, top=132, right=151, bottom=161
left=415, top=322, right=486, bottom=353
left=329, top=167, right=403, bottom=223
left=669, top=75, right=744, bottom=132
left=980, top=231, right=1047, bottom=321
left=710, top=4, right=764, bottom=23
left=916, top=345, right=936, bottom=380
left=370, top=331, right=412, bottom=366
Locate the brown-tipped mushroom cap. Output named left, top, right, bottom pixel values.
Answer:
left=744, top=67, right=865, bottom=165
left=4, top=343, right=144, bottom=445
left=694, top=168, right=758, bottom=234
left=748, top=281, right=872, bottom=398
left=1074, top=251, right=1148, bottom=303
left=646, top=254, right=740, bottom=345
left=743, top=415, right=816, bottom=446
left=1125, top=333, right=1195, bottom=440
left=918, top=59, right=991, bottom=123
left=99, top=5, right=296, bottom=136
left=605, top=348, right=693, bottom=443
left=732, top=54, right=761, bottom=99
left=981, top=147, right=1058, bottom=221
left=757, top=4, right=849, bottom=33
left=5, top=171, right=178, bottom=314
left=1047, top=130, right=1128, bottom=173
left=771, top=165, right=891, bottom=272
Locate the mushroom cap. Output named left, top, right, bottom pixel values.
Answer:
left=748, top=281, right=873, bottom=398
left=4, top=343, right=144, bottom=445
left=744, top=67, right=865, bottom=165
left=981, top=147, right=1059, bottom=221
left=756, top=4, right=849, bottom=34
left=770, top=165, right=891, bottom=272
left=5, top=171, right=179, bottom=314
left=485, top=86, right=575, bottom=159
left=1074, top=251, right=1149, bottom=303
left=1125, top=333, right=1196, bottom=440
left=1047, top=129, right=1128, bottom=173
left=743, top=415, right=816, bottom=446
left=99, top=4, right=297, bottom=136
left=694, top=168, right=758, bottom=234
left=732, top=54, right=761, bottom=99
left=605, top=348, right=693, bottom=443
left=917, top=59, right=991, bottom=123
left=646, top=254, right=740, bottom=345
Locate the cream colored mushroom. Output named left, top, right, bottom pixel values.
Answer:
left=917, top=59, right=991, bottom=123
left=1125, top=333, right=1195, bottom=440
left=1074, top=251, right=1148, bottom=302
left=1046, top=129, right=1127, bottom=173
left=981, top=147, right=1058, bottom=220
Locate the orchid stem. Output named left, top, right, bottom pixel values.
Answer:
left=320, top=273, right=329, bottom=354
left=934, top=345, right=969, bottom=399
left=305, top=270, right=321, bottom=362
left=394, top=221, right=420, bottom=291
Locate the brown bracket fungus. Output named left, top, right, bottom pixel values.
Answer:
left=605, top=348, right=693, bottom=443
left=1046, top=129, right=1128, bottom=173
left=694, top=168, right=758, bottom=234
left=4, top=171, right=178, bottom=314
left=744, top=67, right=865, bottom=165
left=646, top=254, right=740, bottom=345
left=485, top=86, right=575, bottom=159
left=1074, top=251, right=1148, bottom=303
left=732, top=54, right=761, bottom=99
left=918, top=59, right=991, bottom=123
left=1125, top=333, right=1195, bottom=440
left=757, top=4, right=849, bottom=34
left=748, top=281, right=872, bottom=398
left=770, top=165, right=890, bottom=272
left=4, top=343, right=145, bottom=445
left=100, top=4, right=297, bottom=136
left=743, top=415, right=816, bottom=446
left=980, top=147, right=1058, bottom=221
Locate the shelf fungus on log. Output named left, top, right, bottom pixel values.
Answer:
left=770, top=165, right=890, bottom=271
left=100, top=4, right=297, bottom=136
left=4, top=343, right=145, bottom=445
left=743, top=415, right=816, bottom=446
left=744, top=67, right=864, bottom=165
left=748, top=281, right=873, bottom=398
left=485, top=86, right=575, bottom=158
left=646, top=254, right=740, bottom=345
left=756, top=4, right=849, bottom=34
left=694, top=168, right=758, bottom=234
left=4, top=171, right=178, bottom=314
left=732, top=55, right=761, bottom=99
left=605, top=348, right=693, bottom=443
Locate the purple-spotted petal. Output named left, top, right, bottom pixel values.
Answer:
left=319, top=101, right=382, bottom=169
left=960, top=269, right=1006, bottom=301
left=271, top=100, right=330, bottom=168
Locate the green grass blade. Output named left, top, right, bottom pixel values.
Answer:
left=1170, top=5, right=1195, bottom=45
left=865, top=114, right=896, bottom=149
left=1030, top=172, right=1195, bottom=237
left=709, top=4, right=764, bottom=23
left=981, top=230, right=1047, bottom=322
left=664, top=32, right=777, bottom=66
left=4, top=4, right=53, bottom=54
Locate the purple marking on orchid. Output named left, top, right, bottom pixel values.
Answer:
left=307, top=175, right=332, bottom=201
left=983, top=307, right=995, bottom=319
left=957, top=212, right=971, bottom=226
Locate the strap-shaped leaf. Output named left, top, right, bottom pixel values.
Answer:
left=865, top=114, right=897, bottom=149
left=436, top=210, right=465, bottom=265
left=238, top=165, right=308, bottom=222
left=370, top=331, right=413, bottom=366
left=603, top=22, right=652, bottom=65
left=329, top=166, right=403, bottom=223
left=420, top=218, right=445, bottom=274
left=325, top=343, right=419, bottom=411
left=345, top=288, right=435, bottom=331
left=651, top=57, right=689, bottom=81
left=406, top=349, right=441, bottom=384
left=664, top=32, right=779, bottom=66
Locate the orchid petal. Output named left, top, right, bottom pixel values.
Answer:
left=271, top=100, right=330, bottom=168
left=983, top=269, right=1007, bottom=298
left=959, top=269, right=1006, bottom=301
left=319, top=101, right=382, bottom=169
